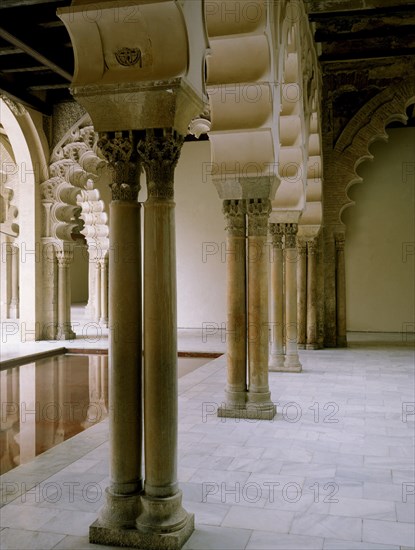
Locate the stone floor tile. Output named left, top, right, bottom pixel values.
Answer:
left=290, top=513, right=362, bottom=541
left=221, top=506, right=294, bottom=533
left=0, top=528, right=65, bottom=550
left=362, top=519, right=415, bottom=548
left=183, top=525, right=252, bottom=550
left=246, top=531, right=324, bottom=549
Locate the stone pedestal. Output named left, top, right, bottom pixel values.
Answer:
left=283, top=224, right=302, bottom=372
left=297, top=239, right=307, bottom=349
left=90, top=132, right=143, bottom=540
left=135, top=129, right=193, bottom=547
left=306, top=239, right=318, bottom=350
left=335, top=233, right=347, bottom=347
left=246, top=199, right=275, bottom=420
left=218, top=200, right=247, bottom=417
left=269, top=223, right=285, bottom=370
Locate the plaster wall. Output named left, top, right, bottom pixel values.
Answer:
left=343, top=126, right=415, bottom=333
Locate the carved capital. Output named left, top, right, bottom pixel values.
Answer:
left=297, top=238, right=307, bottom=256
left=269, top=223, right=284, bottom=248
left=223, top=199, right=245, bottom=237
left=334, top=233, right=345, bottom=252
left=137, top=129, right=184, bottom=200
left=97, top=131, right=140, bottom=201
left=246, top=199, right=271, bottom=237
left=56, top=249, right=73, bottom=267
left=284, top=223, right=298, bottom=249
left=307, top=238, right=318, bottom=256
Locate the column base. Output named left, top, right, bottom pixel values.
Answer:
left=336, top=336, right=347, bottom=348
left=90, top=516, right=194, bottom=550
left=218, top=401, right=276, bottom=420
left=269, top=354, right=285, bottom=372
left=282, top=354, right=302, bottom=372
left=97, top=488, right=141, bottom=529
left=306, top=342, right=319, bottom=350
left=298, top=343, right=306, bottom=350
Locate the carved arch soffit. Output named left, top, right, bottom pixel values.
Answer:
left=333, top=80, right=415, bottom=221
left=41, top=116, right=110, bottom=254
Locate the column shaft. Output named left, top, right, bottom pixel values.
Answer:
left=297, top=240, right=307, bottom=349
left=269, top=224, right=285, bottom=370
left=306, top=239, right=318, bottom=349
left=99, top=257, right=108, bottom=327
left=56, top=249, right=73, bottom=340
left=335, top=233, right=347, bottom=347
left=218, top=200, right=247, bottom=416
left=284, top=224, right=302, bottom=372
left=136, top=129, right=193, bottom=541
left=246, top=199, right=275, bottom=419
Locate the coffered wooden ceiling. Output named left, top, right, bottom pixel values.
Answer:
left=0, top=0, right=414, bottom=115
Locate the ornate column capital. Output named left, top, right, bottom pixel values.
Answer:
left=297, top=238, right=307, bottom=256
left=246, top=199, right=271, bottom=237
left=56, top=249, right=73, bottom=267
left=269, top=223, right=284, bottom=248
left=284, top=223, right=298, bottom=249
left=97, top=131, right=140, bottom=201
left=307, top=238, right=318, bottom=255
left=137, top=129, right=184, bottom=200
left=223, top=200, right=245, bottom=237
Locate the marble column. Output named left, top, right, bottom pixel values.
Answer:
left=297, top=239, right=307, bottom=350
left=218, top=200, right=247, bottom=417
left=56, top=248, right=74, bottom=340
left=246, top=199, right=276, bottom=419
left=90, top=131, right=143, bottom=534
left=284, top=224, right=302, bottom=372
left=99, top=256, right=108, bottom=327
left=9, top=244, right=19, bottom=319
left=269, top=223, right=285, bottom=370
left=95, top=260, right=101, bottom=323
left=136, top=129, right=194, bottom=545
left=335, top=232, right=347, bottom=347
left=306, top=238, right=318, bottom=349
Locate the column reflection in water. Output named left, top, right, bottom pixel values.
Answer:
left=0, top=354, right=109, bottom=475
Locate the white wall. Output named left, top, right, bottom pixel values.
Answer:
left=175, top=140, right=227, bottom=329
left=343, top=126, right=415, bottom=332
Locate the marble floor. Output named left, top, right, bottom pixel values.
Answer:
left=0, top=326, right=414, bottom=549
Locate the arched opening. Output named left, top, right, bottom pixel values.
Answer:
left=342, top=107, right=415, bottom=336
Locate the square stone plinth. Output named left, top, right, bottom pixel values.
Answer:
left=218, top=403, right=276, bottom=420
left=90, top=513, right=194, bottom=550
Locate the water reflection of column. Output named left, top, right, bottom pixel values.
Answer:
left=19, top=363, right=36, bottom=464
left=0, top=368, right=20, bottom=473
left=54, top=355, right=66, bottom=444
left=9, top=244, right=19, bottom=319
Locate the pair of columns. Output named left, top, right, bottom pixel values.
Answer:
left=219, top=198, right=276, bottom=420
left=90, top=129, right=193, bottom=549
left=268, top=223, right=302, bottom=372
left=297, top=238, right=319, bottom=350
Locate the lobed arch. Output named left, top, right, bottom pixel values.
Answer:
left=331, top=81, right=415, bottom=225
left=40, top=114, right=111, bottom=338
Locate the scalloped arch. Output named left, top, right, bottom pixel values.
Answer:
left=333, top=81, right=415, bottom=223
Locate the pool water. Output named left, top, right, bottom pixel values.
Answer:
left=0, top=353, right=211, bottom=475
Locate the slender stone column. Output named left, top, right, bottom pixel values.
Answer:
left=95, top=260, right=101, bottom=323
left=136, top=129, right=194, bottom=545
left=335, top=232, right=347, bottom=347
left=56, top=248, right=74, bottom=340
left=297, top=239, right=307, bottom=349
left=246, top=199, right=275, bottom=419
left=269, top=223, right=285, bottom=370
left=99, top=256, right=108, bottom=327
left=90, top=131, right=143, bottom=535
left=9, top=244, right=19, bottom=319
left=218, top=200, right=247, bottom=417
left=284, top=224, right=302, bottom=372
left=306, top=239, right=318, bottom=349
